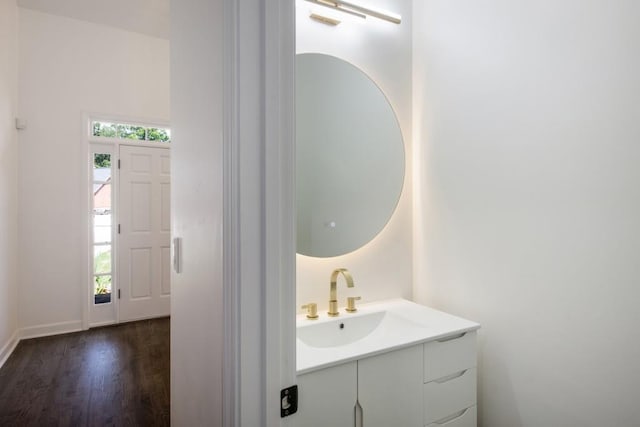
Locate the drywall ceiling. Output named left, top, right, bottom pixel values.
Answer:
left=17, top=0, right=169, bottom=39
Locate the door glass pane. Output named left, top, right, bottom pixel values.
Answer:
left=93, top=182, right=112, bottom=213
left=94, top=245, right=111, bottom=274
left=93, top=153, right=111, bottom=171
left=93, top=212, right=112, bottom=243
left=91, top=151, right=114, bottom=307
left=94, top=275, right=112, bottom=304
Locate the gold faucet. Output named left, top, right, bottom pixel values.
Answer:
left=328, top=268, right=354, bottom=317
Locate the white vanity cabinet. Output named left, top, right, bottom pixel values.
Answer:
left=296, top=346, right=422, bottom=427
left=295, top=299, right=480, bottom=427
left=358, top=345, right=423, bottom=427
left=423, top=331, right=478, bottom=427
left=296, top=333, right=477, bottom=427
left=297, top=361, right=357, bottom=426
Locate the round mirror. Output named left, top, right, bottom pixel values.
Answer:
left=296, top=53, right=405, bottom=257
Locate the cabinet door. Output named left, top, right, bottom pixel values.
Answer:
left=295, top=362, right=357, bottom=427
left=358, top=345, right=423, bottom=427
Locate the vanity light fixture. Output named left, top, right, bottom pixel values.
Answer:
left=305, top=0, right=401, bottom=25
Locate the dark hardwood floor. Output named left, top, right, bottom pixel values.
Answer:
left=0, top=318, right=170, bottom=427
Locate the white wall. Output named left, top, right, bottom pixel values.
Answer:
left=296, top=0, right=414, bottom=312
left=0, top=0, right=19, bottom=365
left=414, top=1, right=640, bottom=426
left=17, top=9, right=169, bottom=335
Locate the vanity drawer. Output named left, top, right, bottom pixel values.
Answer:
left=424, top=331, right=477, bottom=382
left=423, top=367, right=477, bottom=425
left=425, top=405, right=477, bottom=427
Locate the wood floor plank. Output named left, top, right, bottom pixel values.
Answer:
left=0, top=318, right=170, bottom=427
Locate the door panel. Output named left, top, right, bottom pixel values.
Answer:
left=161, top=246, right=171, bottom=295
left=119, top=144, right=171, bottom=321
left=296, top=362, right=357, bottom=426
left=358, top=345, right=423, bottom=427
left=130, top=247, right=152, bottom=298
left=131, top=182, right=152, bottom=231
left=161, top=183, right=171, bottom=231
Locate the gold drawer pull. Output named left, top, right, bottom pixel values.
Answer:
left=436, top=332, right=466, bottom=343
left=434, top=369, right=468, bottom=384
left=434, top=408, right=469, bottom=425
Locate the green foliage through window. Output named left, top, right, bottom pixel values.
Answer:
left=93, top=122, right=117, bottom=138
left=92, top=121, right=170, bottom=143
left=117, top=124, right=146, bottom=140
left=95, top=275, right=112, bottom=294
left=94, top=153, right=111, bottom=168
left=147, top=128, right=171, bottom=142
left=94, top=249, right=111, bottom=275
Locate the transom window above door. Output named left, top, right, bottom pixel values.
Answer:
left=91, top=120, right=171, bottom=143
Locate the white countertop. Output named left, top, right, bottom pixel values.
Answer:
left=297, top=298, right=480, bottom=374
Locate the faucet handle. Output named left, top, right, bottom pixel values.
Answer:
left=301, top=303, right=319, bottom=319
left=345, top=296, right=361, bottom=313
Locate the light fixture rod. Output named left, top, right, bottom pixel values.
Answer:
left=338, top=0, right=401, bottom=24
left=305, top=0, right=401, bottom=24
left=307, top=0, right=367, bottom=20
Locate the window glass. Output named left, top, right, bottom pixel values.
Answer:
left=91, top=150, right=114, bottom=305
left=91, top=121, right=171, bottom=143
left=147, top=127, right=171, bottom=142
left=93, top=153, right=111, bottom=170
left=94, top=275, right=112, bottom=304
left=93, top=183, right=111, bottom=213
left=93, top=212, right=112, bottom=243
left=93, top=122, right=117, bottom=138
left=94, top=245, right=111, bottom=275
left=117, top=124, right=146, bottom=140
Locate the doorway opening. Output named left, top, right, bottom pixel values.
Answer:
left=86, top=117, right=171, bottom=327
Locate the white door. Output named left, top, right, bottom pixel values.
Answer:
left=118, top=144, right=171, bottom=322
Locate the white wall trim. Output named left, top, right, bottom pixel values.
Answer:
left=0, top=330, right=19, bottom=370
left=223, top=0, right=296, bottom=425
left=88, top=320, right=117, bottom=329
left=2, top=319, right=89, bottom=368
left=20, top=320, right=83, bottom=340
left=264, top=0, right=297, bottom=425
left=222, top=0, right=240, bottom=424
left=81, top=113, right=91, bottom=331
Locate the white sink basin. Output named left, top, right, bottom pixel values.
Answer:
left=296, top=298, right=480, bottom=374
left=297, top=311, right=386, bottom=348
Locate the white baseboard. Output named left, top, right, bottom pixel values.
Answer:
left=20, top=320, right=83, bottom=340
left=88, top=320, right=116, bottom=328
left=0, top=330, right=19, bottom=369
left=118, top=314, right=171, bottom=324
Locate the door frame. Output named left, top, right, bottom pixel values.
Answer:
left=81, top=114, right=171, bottom=330
left=86, top=141, right=117, bottom=327
left=80, top=0, right=298, bottom=422
left=222, top=0, right=296, bottom=425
